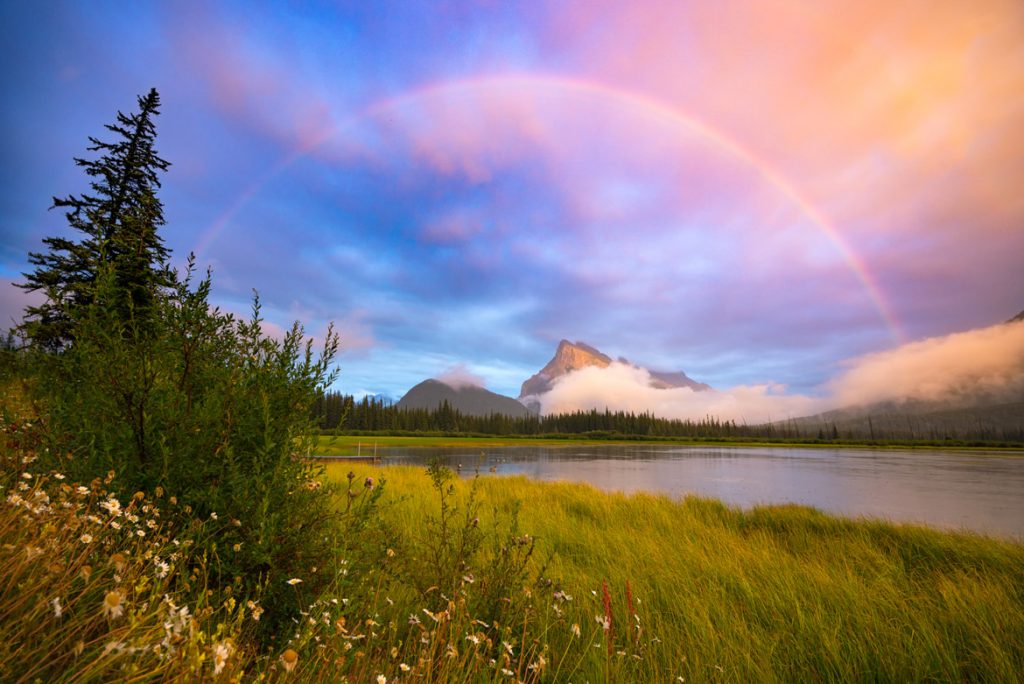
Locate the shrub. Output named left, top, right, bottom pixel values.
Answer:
left=27, top=259, right=343, bottom=640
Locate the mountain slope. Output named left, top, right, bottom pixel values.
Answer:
left=519, top=339, right=710, bottom=401
left=397, top=379, right=533, bottom=418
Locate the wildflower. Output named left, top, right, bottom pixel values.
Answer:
left=156, top=561, right=170, bottom=578
left=466, top=633, right=481, bottom=645
left=501, top=668, right=514, bottom=677
left=407, top=614, right=421, bottom=626
left=100, top=497, right=121, bottom=516
left=110, top=553, right=127, bottom=572
left=376, top=676, right=387, bottom=684
left=21, top=472, right=32, bottom=479
left=76, top=485, right=89, bottom=495
left=80, top=565, right=92, bottom=581
left=54, top=473, right=66, bottom=480
left=386, top=548, right=395, bottom=558
left=80, top=533, right=93, bottom=544
left=146, top=519, right=157, bottom=529
left=52, top=597, right=63, bottom=618
left=233, top=543, right=242, bottom=552
left=102, top=590, right=125, bottom=619
left=502, top=640, right=514, bottom=655
left=571, top=623, right=581, bottom=638
left=364, top=477, right=374, bottom=489
left=135, top=529, right=146, bottom=538
left=169, top=496, right=177, bottom=505
left=110, top=521, right=121, bottom=530
left=596, top=615, right=611, bottom=630
left=400, top=663, right=411, bottom=672
left=155, top=485, right=164, bottom=498
left=280, top=648, right=298, bottom=672
left=213, top=640, right=234, bottom=675
left=287, top=578, right=303, bottom=585
left=210, top=511, right=218, bottom=520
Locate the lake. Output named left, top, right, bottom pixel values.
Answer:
left=356, top=445, right=1024, bottom=539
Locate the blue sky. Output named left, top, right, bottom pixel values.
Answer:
left=2, top=1, right=1023, bottom=404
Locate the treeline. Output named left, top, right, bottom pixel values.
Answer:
left=315, top=392, right=1024, bottom=444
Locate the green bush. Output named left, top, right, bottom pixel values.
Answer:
left=28, top=260, right=344, bottom=641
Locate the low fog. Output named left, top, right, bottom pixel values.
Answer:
left=538, top=320, right=1024, bottom=423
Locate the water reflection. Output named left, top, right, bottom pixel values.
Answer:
left=368, top=446, right=1024, bottom=539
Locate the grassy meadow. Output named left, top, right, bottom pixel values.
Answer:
left=321, top=462, right=1024, bottom=682
left=313, top=434, right=1024, bottom=455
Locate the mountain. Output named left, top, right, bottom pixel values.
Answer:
left=397, top=379, right=533, bottom=418
left=518, top=339, right=710, bottom=403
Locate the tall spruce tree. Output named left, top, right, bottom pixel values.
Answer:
left=19, top=88, right=172, bottom=348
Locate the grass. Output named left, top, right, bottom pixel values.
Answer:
left=323, top=462, right=1024, bottom=682
left=5, top=405, right=1022, bottom=681
left=313, top=433, right=1024, bottom=455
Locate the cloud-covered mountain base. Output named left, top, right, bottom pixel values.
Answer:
left=537, top=320, right=1024, bottom=425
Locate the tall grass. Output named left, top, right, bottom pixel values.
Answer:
left=325, top=463, right=1024, bottom=682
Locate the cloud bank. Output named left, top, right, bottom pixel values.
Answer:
left=436, top=364, right=487, bottom=390
left=539, top=321, right=1024, bottom=422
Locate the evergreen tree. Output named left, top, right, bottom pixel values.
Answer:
left=19, top=88, right=172, bottom=348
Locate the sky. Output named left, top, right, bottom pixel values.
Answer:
left=2, top=0, right=1023, bottom=407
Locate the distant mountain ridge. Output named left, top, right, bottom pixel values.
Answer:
left=518, top=339, right=709, bottom=406
left=396, top=379, right=533, bottom=418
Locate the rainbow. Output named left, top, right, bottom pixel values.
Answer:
left=194, top=73, right=903, bottom=342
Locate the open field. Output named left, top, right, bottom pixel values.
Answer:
left=320, top=462, right=1024, bottom=682
left=313, top=433, right=1024, bottom=454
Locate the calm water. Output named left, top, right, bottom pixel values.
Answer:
left=360, top=445, right=1024, bottom=539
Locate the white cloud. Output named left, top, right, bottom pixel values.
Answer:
left=537, top=320, right=1024, bottom=421
left=436, top=363, right=486, bottom=390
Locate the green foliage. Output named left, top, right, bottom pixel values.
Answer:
left=28, top=259, right=343, bottom=640
left=19, top=88, right=173, bottom=349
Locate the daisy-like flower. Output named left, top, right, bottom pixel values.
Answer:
left=80, top=533, right=93, bottom=544
left=52, top=597, right=63, bottom=618
left=399, top=663, right=411, bottom=672
left=571, top=623, right=581, bottom=638
left=102, top=590, right=125, bottom=619
left=210, top=511, right=218, bottom=520
left=100, top=497, right=121, bottom=516
left=155, top=560, right=170, bottom=578
left=280, top=648, right=298, bottom=672
left=376, top=676, right=387, bottom=684
left=213, top=639, right=234, bottom=675
left=21, top=472, right=32, bottom=479
left=287, top=578, right=302, bottom=586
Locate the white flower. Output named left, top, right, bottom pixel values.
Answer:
left=52, top=597, right=63, bottom=618
left=102, top=590, right=125, bottom=619
left=21, top=472, right=32, bottom=480
left=210, top=511, right=218, bottom=520
left=80, top=534, right=93, bottom=544
left=213, top=640, right=234, bottom=675
left=376, top=676, right=387, bottom=684
left=54, top=473, right=66, bottom=480
left=287, top=578, right=302, bottom=585
left=76, top=485, right=90, bottom=495
left=399, top=663, right=411, bottom=672
left=100, top=497, right=121, bottom=516
left=571, top=623, right=581, bottom=638
left=156, top=561, right=170, bottom=578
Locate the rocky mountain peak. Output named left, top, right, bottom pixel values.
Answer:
left=519, top=339, right=708, bottom=399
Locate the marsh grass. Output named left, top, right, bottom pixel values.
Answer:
left=325, top=463, right=1024, bottom=682
left=4, top=397, right=1022, bottom=682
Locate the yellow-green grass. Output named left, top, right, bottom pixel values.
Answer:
left=324, top=462, right=1024, bottom=682
left=313, top=434, right=1024, bottom=454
